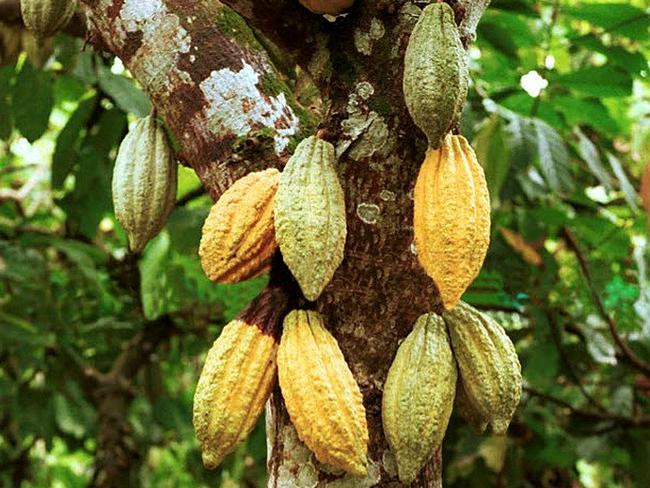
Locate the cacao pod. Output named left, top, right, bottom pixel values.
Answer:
left=454, top=378, right=488, bottom=434
left=443, top=302, right=522, bottom=434
left=112, top=115, right=177, bottom=253
left=22, top=31, right=54, bottom=68
left=0, top=23, right=22, bottom=66
left=193, top=286, right=288, bottom=469
left=200, top=169, right=280, bottom=283
left=413, top=134, right=490, bottom=310
left=20, top=0, right=78, bottom=38
left=403, top=3, right=468, bottom=149
left=274, top=136, right=347, bottom=301
left=298, top=0, right=354, bottom=15
left=382, top=313, right=457, bottom=483
left=277, top=310, right=368, bottom=476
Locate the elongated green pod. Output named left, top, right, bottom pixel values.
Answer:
left=112, top=115, right=177, bottom=253
left=274, top=136, right=346, bottom=301
left=403, top=3, right=468, bottom=148
left=21, top=0, right=78, bottom=39
left=382, top=313, right=457, bottom=483
left=443, top=302, right=522, bottom=434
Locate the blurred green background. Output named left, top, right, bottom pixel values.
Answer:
left=1, top=0, right=649, bottom=487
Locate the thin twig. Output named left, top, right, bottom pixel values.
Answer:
left=562, top=227, right=650, bottom=377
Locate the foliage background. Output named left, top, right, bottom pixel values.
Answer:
left=1, top=0, right=649, bottom=486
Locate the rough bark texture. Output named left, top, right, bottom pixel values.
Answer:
left=76, top=1, right=490, bottom=486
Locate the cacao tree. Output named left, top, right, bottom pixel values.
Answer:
left=1, top=0, right=649, bottom=487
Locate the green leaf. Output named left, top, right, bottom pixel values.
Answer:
left=554, top=66, right=633, bottom=98
left=11, top=61, right=54, bottom=142
left=473, top=115, right=512, bottom=206
left=606, top=152, right=640, bottom=213
left=52, top=94, right=97, bottom=189
left=564, top=4, right=650, bottom=41
left=573, top=128, right=614, bottom=191
left=553, top=96, right=619, bottom=137
left=96, top=64, right=151, bottom=117
left=574, top=35, right=648, bottom=75
left=0, top=66, right=14, bottom=139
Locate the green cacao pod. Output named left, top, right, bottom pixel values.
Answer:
left=112, top=115, right=177, bottom=253
left=298, top=0, right=354, bottom=15
left=454, top=378, right=488, bottom=434
left=443, top=302, right=522, bottom=434
left=277, top=310, right=368, bottom=476
left=382, top=313, right=457, bottom=483
left=199, top=169, right=279, bottom=283
left=20, top=0, right=78, bottom=38
left=403, top=3, right=468, bottom=149
left=274, top=136, right=346, bottom=301
left=413, top=134, right=491, bottom=310
left=193, top=286, right=288, bottom=469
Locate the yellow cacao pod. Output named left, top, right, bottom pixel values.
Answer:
left=200, top=169, right=279, bottom=283
left=112, top=115, right=177, bottom=253
left=403, top=3, right=468, bottom=149
left=298, top=0, right=354, bottom=15
left=443, top=302, right=522, bottom=435
left=20, top=0, right=78, bottom=38
left=274, top=136, right=346, bottom=301
left=413, top=134, right=490, bottom=310
left=193, top=286, right=288, bottom=469
left=277, top=310, right=368, bottom=476
left=382, top=313, right=457, bottom=483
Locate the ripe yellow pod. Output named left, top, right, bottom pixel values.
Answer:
left=413, top=134, right=491, bottom=310
left=193, top=286, right=289, bottom=469
left=298, top=0, right=354, bottom=15
left=382, top=313, right=457, bottom=483
left=277, top=310, right=368, bottom=476
left=274, top=136, right=347, bottom=301
left=199, top=169, right=280, bottom=283
left=443, top=302, right=522, bottom=435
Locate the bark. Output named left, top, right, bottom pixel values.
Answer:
left=76, top=1, right=490, bottom=486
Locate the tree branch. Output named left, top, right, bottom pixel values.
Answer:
left=80, top=0, right=313, bottom=201
left=562, top=227, right=650, bottom=377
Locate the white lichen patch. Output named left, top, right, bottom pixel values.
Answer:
left=322, top=459, right=381, bottom=488
left=200, top=63, right=299, bottom=154
left=338, top=83, right=393, bottom=161
left=357, top=203, right=381, bottom=224
left=354, top=18, right=386, bottom=56
left=382, top=450, right=398, bottom=477
left=380, top=190, right=396, bottom=202
left=273, top=424, right=319, bottom=488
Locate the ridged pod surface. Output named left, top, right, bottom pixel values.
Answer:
left=20, top=0, right=78, bottom=38
left=199, top=169, right=280, bottom=283
left=454, top=379, right=488, bottom=434
left=298, top=0, right=354, bottom=15
left=277, top=310, right=368, bottom=476
left=274, top=136, right=346, bottom=301
left=403, top=3, right=468, bottom=148
left=193, top=286, right=288, bottom=469
left=414, top=135, right=490, bottom=310
left=112, top=115, right=177, bottom=253
left=443, top=302, right=522, bottom=434
left=382, top=313, right=457, bottom=483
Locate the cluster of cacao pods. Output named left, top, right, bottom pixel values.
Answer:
left=193, top=296, right=369, bottom=476
left=382, top=303, right=521, bottom=483
left=112, top=115, right=178, bottom=253
left=405, top=3, right=491, bottom=311
left=20, top=0, right=78, bottom=39
left=199, top=135, right=346, bottom=302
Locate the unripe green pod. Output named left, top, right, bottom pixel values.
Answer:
left=274, top=136, right=346, bottom=301
left=403, top=3, right=468, bottom=148
left=20, top=0, right=78, bottom=39
left=112, top=115, right=177, bottom=253
left=382, top=313, right=457, bottom=483
left=443, top=302, right=522, bottom=435
left=454, top=379, right=488, bottom=434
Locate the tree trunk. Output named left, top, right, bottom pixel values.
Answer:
left=78, top=1, right=491, bottom=486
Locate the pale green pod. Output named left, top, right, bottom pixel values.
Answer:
left=21, top=0, right=78, bottom=38
left=443, top=302, right=522, bottom=435
left=274, top=136, right=346, bottom=301
left=403, top=3, right=468, bottom=148
left=382, top=313, right=457, bottom=483
left=112, top=115, right=177, bottom=253
left=454, top=379, right=488, bottom=434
